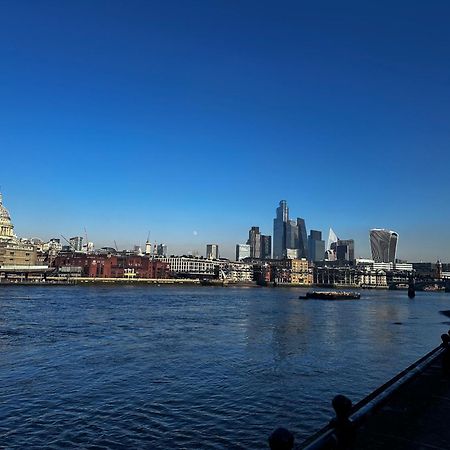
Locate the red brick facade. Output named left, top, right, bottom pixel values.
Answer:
left=53, top=253, right=170, bottom=278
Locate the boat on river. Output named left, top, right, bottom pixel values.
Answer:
left=299, top=291, right=361, bottom=300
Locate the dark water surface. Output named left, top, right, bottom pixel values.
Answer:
left=0, top=286, right=449, bottom=449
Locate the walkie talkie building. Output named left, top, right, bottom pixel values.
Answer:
left=370, top=229, right=399, bottom=263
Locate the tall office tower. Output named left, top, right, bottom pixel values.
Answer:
left=332, top=239, right=355, bottom=263
left=157, top=244, right=168, bottom=257
left=236, top=244, right=251, bottom=261
left=69, top=236, right=83, bottom=251
left=286, top=219, right=299, bottom=257
left=260, top=235, right=272, bottom=260
left=370, top=229, right=398, bottom=263
left=247, top=226, right=261, bottom=259
left=308, top=230, right=326, bottom=262
left=206, top=244, right=219, bottom=259
left=273, top=200, right=289, bottom=259
left=297, top=218, right=308, bottom=259
left=327, top=228, right=338, bottom=250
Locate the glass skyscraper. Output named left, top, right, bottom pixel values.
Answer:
left=297, top=218, right=308, bottom=259
left=308, top=230, right=325, bottom=262
left=273, top=200, right=288, bottom=259
left=273, top=200, right=308, bottom=260
left=260, top=235, right=272, bottom=260
left=370, top=229, right=398, bottom=263
left=247, top=226, right=261, bottom=259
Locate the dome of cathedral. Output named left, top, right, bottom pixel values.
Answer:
left=0, top=193, right=15, bottom=241
left=0, top=193, right=11, bottom=224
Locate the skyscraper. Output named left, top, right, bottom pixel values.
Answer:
left=327, top=228, right=338, bottom=250
left=331, top=239, right=355, bottom=263
left=206, top=244, right=219, bottom=259
left=157, top=243, right=168, bottom=257
left=273, top=200, right=288, bottom=259
left=308, top=230, right=325, bottom=262
left=260, top=235, right=272, bottom=260
left=297, top=218, right=308, bottom=259
left=247, top=226, right=261, bottom=259
left=370, top=229, right=398, bottom=263
left=285, top=219, right=299, bottom=256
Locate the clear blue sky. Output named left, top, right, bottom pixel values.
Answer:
left=1, top=1, right=449, bottom=261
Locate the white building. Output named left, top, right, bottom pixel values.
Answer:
left=223, top=262, right=253, bottom=282
left=157, top=256, right=228, bottom=276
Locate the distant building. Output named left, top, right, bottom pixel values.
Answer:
left=206, top=244, right=219, bottom=259
left=158, top=255, right=227, bottom=277
left=260, top=235, right=272, bottom=260
left=332, top=239, right=355, bottom=263
left=0, top=192, right=39, bottom=268
left=157, top=244, right=168, bottom=257
left=273, top=200, right=288, bottom=259
left=286, top=220, right=299, bottom=252
left=247, top=227, right=261, bottom=259
left=370, top=229, right=398, bottom=263
left=42, top=238, right=62, bottom=254
left=286, top=248, right=299, bottom=259
left=0, top=241, right=37, bottom=266
left=236, top=244, right=251, bottom=261
left=327, top=228, right=338, bottom=251
left=69, top=236, right=83, bottom=252
left=53, top=253, right=170, bottom=279
left=82, top=242, right=94, bottom=253
left=223, top=261, right=253, bottom=282
left=308, top=230, right=325, bottom=262
left=296, top=218, right=308, bottom=259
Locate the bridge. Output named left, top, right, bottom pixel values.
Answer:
left=388, top=275, right=450, bottom=292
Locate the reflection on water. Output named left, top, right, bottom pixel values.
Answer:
left=0, top=286, right=448, bottom=448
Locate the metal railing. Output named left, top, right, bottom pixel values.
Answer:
left=299, top=344, right=445, bottom=449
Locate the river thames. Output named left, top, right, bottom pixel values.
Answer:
left=0, top=286, right=449, bottom=448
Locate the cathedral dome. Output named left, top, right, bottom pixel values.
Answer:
left=0, top=193, right=15, bottom=240
left=0, top=195, right=11, bottom=222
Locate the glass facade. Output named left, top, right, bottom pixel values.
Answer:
left=370, top=229, right=398, bottom=263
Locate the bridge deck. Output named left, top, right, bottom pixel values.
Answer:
left=354, top=353, right=450, bottom=449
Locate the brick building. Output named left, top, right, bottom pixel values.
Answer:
left=53, top=253, right=170, bottom=279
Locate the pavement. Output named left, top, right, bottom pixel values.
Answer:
left=355, top=354, right=450, bottom=449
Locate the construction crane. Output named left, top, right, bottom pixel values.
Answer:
left=61, top=234, right=76, bottom=251
left=84, top=227, right=89, bottom=253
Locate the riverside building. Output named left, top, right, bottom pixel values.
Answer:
left=0, top=193, right=38, bottom=267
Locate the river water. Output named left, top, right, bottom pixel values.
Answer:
left=0, top=286, right=449, bottom=448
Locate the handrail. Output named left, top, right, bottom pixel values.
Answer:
left=300, top=344, right=444, bottom=449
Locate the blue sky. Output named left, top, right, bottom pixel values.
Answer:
left=1, top=1, right=449, bottom=260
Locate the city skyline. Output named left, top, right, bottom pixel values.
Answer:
left=1, top=191, right=448, bottom=262
left=1, top=2, right=450, bottom=261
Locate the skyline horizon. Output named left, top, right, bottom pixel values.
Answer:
left=1, top=191, right=447, bottom=262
